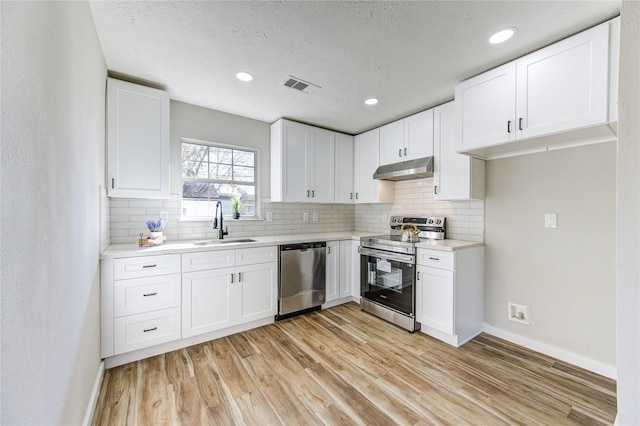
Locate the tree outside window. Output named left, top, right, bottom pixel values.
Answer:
left=181, top=141, right=257, bottom=218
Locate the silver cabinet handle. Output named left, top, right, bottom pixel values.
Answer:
left=142, top=264, right=157, bottom=269
left=143, top=327, right=157, bottom=333
left=404, top=147, right=407, bottom=156
left=143, top=292, right=157, bottom=297
left=507, top=120, right=512, bottom=133
left=355, top=193, right=359, bottom=199
left=111, top=178, right=115, bottom=189
left=417, top=271, right=421, bottom=280
left=230, top=274, right=234, bottom=283
left=327, top=246, right=331, bottom=254
left=312, top=190, right=315, bottom=198
left=429, top=257, right=440, bottom=261
left=434, top=185, right=438, bottom=195
left=306, top=190, right=310, bottom=197
left=350, top=193, right=353, bottom=200
left=398, top=149, right=402, bottom=157
left=238, top=272, right=242, bottom=282
left=519, top=117, right=524, bottom=131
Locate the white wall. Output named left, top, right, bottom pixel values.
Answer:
left=616, top=1, right=640, bottom=423
left=484, top=142, right=616, bottom=368
left=0, top=2, right=107, bottom=424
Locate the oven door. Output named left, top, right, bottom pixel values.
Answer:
left=359, top=246, right=415, bottom=316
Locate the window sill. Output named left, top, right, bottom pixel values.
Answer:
left=178, top=216, right=264, bottom=223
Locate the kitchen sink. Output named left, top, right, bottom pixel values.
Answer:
left=192, top=238, right=256, bottom=246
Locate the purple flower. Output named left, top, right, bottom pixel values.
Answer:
left=145, top=219, right=165, bottom=231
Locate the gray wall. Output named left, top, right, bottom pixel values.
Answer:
left=0, top=2, right=107, bottom=424
left=170, top=100, right=271, bottom=198
left=616, top=1, right=640, bottom=422
left=484, top=142, right=616, bottom=366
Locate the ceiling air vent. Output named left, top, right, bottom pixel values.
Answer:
left=283, top=76, right=320, bottom=94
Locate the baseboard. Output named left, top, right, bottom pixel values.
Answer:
left=83, top=360, right=105, bottom=426
left=483, top=323, right=616, bottom=380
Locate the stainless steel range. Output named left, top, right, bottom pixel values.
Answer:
left=359, top=216, right=446, bottom=332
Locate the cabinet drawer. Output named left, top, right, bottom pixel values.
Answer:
left=114, top=307, right=181, bottom=354
left=417, top=250, right=454, bottom=270
left=235, top=246, right=277, bottom=266
left=114, top=274, right=181, bottom=317
left=182, top=250, right=234, bottom=272
left=114, top=254, right=181, bottom=280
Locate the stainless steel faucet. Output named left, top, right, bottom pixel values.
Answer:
left=212, top=200, right=228, bottom=239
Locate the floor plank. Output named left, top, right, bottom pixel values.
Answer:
left=92, top=302, right=617, bottom=425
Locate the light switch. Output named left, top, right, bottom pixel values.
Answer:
left=545, top=213, right=557, bottom=228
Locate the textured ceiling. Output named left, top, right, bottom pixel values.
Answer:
left=89, top=1, right=620, bottom=135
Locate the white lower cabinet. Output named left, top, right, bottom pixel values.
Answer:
left=182, top=247, right=277, bottom=339
left=339, top=240, right=353, bottom=299
left=102, top=254, right=183, bottom=359
left=102, top=247, right=277, bottom=364
left=326, top=241, right=340, bottom=302
left=416, top=247, right=484, bottom=347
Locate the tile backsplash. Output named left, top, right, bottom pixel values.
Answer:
left=355, top=178, right=484, bottom=242
left=109, top=196, right=355, bottom=244
left=108, top=177, right=484, bottom=245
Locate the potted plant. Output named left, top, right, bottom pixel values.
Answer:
left=232, top=196, right=241, bottom=219
left=145, top=219, right=165, bottom=238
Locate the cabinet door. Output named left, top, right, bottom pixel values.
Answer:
left=455, top=62, right=516, bottom=153
left=404, top=109, right=434, bottom=161
left=339, top=240, right=352, bottom=299
left=351, top=241, right=361, bottom=298
left=334, top=133, right=354, bottom=203
left=238, top=262, right=277, bottom=323
left=279, top=120, right=308, bottom=202
left=516, top=22, right=609, bottom=140
left=418, top=266, right=454, bottom=334
left=309, top=127, right=335, bottom=203
left=107, top=78, right=170, bottom=199
left=379, top=120, right=405, bottom=165
left=325, top=242, right=340, bottom=302
left=182, top=267, right=235, bottom=338
left=354, top=129, right=394, bottom=203
left=434, top=102, right=485, bottom=201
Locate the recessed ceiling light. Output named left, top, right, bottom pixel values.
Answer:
left=489, top=27, right=517, bottom=44
left=236, top=71, right=254, bottom=82
left=364, top=98, right=379, bottom=105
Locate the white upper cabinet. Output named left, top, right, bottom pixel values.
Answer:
left=353, top=128, right=394, bottom=204
left=433, top=101, right=485, bottom=201
left=379, top=109, right=434, bottom=165
left=334, top=132, right=355, bottom=203
left=107, top=78, right=170, bottom=199
left=270, top=119, right=335, bottom=203
left=455, top=18, right=619, bottom=160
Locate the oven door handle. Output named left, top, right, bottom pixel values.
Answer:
left=359, top=246, right=415, bottom=264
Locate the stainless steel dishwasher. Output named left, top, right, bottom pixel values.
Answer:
left=276, top=242, right=326, bottom=320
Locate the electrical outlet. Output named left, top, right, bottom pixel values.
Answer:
left=303, top=212, right=309, bottom=222
left=312, top=212, right=318, bottom=222
left=545, top=213, right=557, bottom=228
left=266, top=211, right=273, bottom=222
left=508, top=302, right=531, bottom=325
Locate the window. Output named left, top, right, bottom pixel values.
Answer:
left=181, top=140, right=257, bottom=219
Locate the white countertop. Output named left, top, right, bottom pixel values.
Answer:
left=101, top=232, right=483, bottom=259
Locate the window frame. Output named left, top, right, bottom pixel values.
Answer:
left=180, top=137, right=260, bottom=220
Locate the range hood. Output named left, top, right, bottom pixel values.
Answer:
left=373, top=156, right=434, bottom=181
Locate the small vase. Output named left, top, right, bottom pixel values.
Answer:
left=233, top=212, right=240, bottom=219
left=150, top=231, right=163, bottom=239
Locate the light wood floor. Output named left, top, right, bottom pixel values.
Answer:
left=92, top=302, right=617, bottom=425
